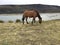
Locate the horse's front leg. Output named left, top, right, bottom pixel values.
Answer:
left=32, top=17, right=35, bottom=24
left=26, top=17, right=29, bottom=24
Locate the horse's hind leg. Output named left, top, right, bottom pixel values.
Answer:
left=26, top=17, right=29, bottom=24
left=22, top=16, right=25, bottom=24
left=38, top=15, right=42, bottom=24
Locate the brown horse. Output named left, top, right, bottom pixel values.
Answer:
left=22, top=9, right=42, bottom=24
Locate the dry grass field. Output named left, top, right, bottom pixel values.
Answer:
left=0, top=20, right=60, bottom=45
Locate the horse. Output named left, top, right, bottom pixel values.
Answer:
left=22, top=9, right=42, bottom=24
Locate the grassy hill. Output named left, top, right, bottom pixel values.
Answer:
left=0, top=20, right=60, bottom=45
left=0, top=4, right=60, bottom=14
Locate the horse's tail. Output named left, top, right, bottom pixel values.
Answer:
left=37, top=13, right=42, bottom=23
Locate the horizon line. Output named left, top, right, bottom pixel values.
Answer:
left=0, top=4, right=60, bottom=6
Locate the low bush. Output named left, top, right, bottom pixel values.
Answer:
left=16, top=19, right=21, bottom=23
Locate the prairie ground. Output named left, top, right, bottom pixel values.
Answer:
left=0, top=20, right=60, bottom=45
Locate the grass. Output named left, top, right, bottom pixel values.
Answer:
left=15, top=19, right=21, bottom=23
left=0, top=20, right=60, bottom=45
left=0, top=20, right=4, bottom=23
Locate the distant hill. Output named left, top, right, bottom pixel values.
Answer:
left=0, top=4, right=60, bottom=14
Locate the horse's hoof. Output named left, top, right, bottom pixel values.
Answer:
left=39, top=22, right=41, bottom=23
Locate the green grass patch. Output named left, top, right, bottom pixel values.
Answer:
left=0, top=20, right=60, bottom=45
left=8, top=20, right=13, bottom=23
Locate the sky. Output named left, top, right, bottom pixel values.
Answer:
left=0, top=0, right=60, bottom=6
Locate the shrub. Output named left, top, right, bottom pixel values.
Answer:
left=0, top=20, right=4, bottom=23
left=8, top=20, right=13, bottom=23
left=16, top=19, right=21, bottom=23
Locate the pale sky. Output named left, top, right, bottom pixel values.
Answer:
left=0, top=0, right=60, bottom=6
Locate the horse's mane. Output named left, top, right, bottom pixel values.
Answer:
left=33, top=9, right=40, bottom=16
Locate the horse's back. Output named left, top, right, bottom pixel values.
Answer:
left=22, top=9, right=42, bottom=24
left=23, top=10, right=37, bottom=17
